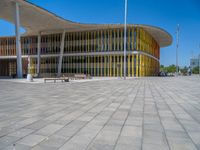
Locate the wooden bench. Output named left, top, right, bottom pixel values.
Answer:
left=74, top=74, right=86, bottom=80
left=44, top=77, right=69, bottom=83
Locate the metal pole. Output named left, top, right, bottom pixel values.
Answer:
left=199, top=44, right=200, bottom=76
left=199, top=54, right=200, bottom=76
left=15, top=2, right=23, bottom=78
left=124, top=0, right=127, bottom=80
left=58, top=30, right=66, bottom=77
left=176, top=24, right=180, bottom=76
left=37, top=33, right=41, bottom=76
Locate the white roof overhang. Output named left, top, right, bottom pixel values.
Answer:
left=0, top=0, right=172, bottom=47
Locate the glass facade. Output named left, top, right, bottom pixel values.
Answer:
left=0, top=27, right=160, bottom=77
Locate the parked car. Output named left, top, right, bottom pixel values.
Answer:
left=158, top=71, right=167, bottom=77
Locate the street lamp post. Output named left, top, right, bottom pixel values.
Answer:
left=199, top=44, right=200, bottom=76
left=199, top=55, right=200, bottom=76
left=124, top=0, right=128, bottom=80
left=15, top=2, right=23, bottom=78
left=176, top=24, right=180, bottom=76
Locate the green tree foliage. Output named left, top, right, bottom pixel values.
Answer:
left=160, top=64, right=177, bottom=73
left=166, top=65, right=176, bottom=73
left=160, top=65, right=165, bottom=71
left=192, top=66, right=199, bottom=74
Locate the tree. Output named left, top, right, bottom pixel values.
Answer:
left=160, top=65, right=165, bottom=72
left=160, top=64, right=176, bottom=73
left=192, top=66, right=199, bottom=74
left=166, top=65, right=176, bottom=73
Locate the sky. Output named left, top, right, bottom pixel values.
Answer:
left=0, top=0, right=200, bottom=67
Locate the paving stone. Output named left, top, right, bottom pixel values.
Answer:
left=168, top=138, right=198, bottom=150
left=8, top=128, right=34, bottom=138
left=115, top=143, right=141, bottom=150
left=31, top=145, right=56, bottom=150
left=87, top=143, right=114, bottom=150
left=142, top=143, right=169, bottom=150
left=55, top=120, right=87, bottom=138
left=0, top=136, right=20, bottom=149
left=143, top=130, right=168, bottom=145
left=0, top=77, right=200, bottom=150
left=39, top=135, right=69, bottom=148
left=26, top=120, right=52, bottom=130
left=121, top=126, right=142, bottom=138
left=36, top=124, right=64, bottom=136
left=17, top=134, right=47, bottom=147
left=3, top=143, right=31, bottom=150
left=116, top=135, right=141, bottom=146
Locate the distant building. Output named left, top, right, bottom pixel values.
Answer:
left=190, top=55, right=200, bottom=69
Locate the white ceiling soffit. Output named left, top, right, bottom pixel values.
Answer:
left=0, top=0, right=172, bottom=47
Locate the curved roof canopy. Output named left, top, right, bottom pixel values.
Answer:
left=0, top=0, right=172, bottom=47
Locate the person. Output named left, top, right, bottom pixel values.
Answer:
left=188, top=67, right=192, bottom=76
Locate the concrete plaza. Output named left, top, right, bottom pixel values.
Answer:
left=0, top=76, right=200, bottom=150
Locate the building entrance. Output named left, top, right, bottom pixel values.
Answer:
left=0, top=59, right=16, bottom=77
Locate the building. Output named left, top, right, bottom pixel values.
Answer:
left=190, top=55, right=200, bottom=69
left=0, top=0, right=172, bottom=77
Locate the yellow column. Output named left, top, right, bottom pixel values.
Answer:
left=146, top=56, right=148, bottom=76
left=117, top=29, right=119, bottom=50
left=104, top=56, right=106, bottom=76
left=101, top=55, right=103, bottom=76
left=109, top=56, right=111, bottom=76
left=128, top=54, right=130, bottom=77
left=121, top=29, right=123, bottom=51
left=117, top=55, right=119, bottom=77
left=113, top=56, right=115, bottom=77
left=97, top=56, right=99, bottom=76
left=140, top=55, right=142, bottom=76
left=104, top=30, right=106, bottom=51
left=139, top=54, right=142, bottom=77
left=121, top=55, right=123, bottom=77
left=94, top=56, right=96, bottom=76
left=148, top=57, right=150, bottom=76
left=136, top=54, right=138, bottom=77
left=132, top=54, right=134, bottom=77
left=82, top=56, right=83, bottom=74
left=107, top=56, right=109, bottom=76
left=114, top=29, right=116, bottom=51
left=100, top=56, right=101, bottom=77
left=143, top=55, right=145, bottom=76
left=128, top=28, right=130, bottom=50
left=110, top=55, right=112, bottom=76
left=144, top=55, right=146, bottom=76
left=136, top=28, right=138, bottom=50
left=110, top=30, right=112, bottom=51
left=89, top=56, right=90, bottom=75
left=81, top=32, right=83, bottom=53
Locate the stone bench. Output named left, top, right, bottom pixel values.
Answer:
left=44, top=77, right=69, bottom=83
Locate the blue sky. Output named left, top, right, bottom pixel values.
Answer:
left=0, top=0, right=200, bottom=67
